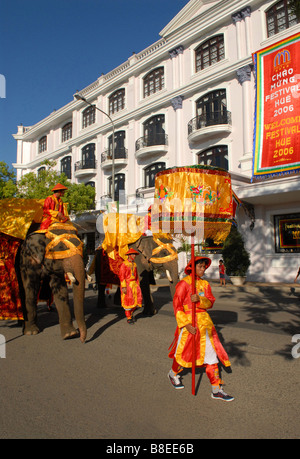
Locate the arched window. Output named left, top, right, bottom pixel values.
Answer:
left=266, top=0, right=299, bottom=37
left=143, top=67, right=164, bottom=97
left=62, top=122, right=72, bottom=142
left=197, top=146, right=228, bottom=171
left=143, top=115, right=166, bottom=146
left=39, top=136, right=47, bottom=153
left=144, top=162, right=166, bottom=188
left=109, top=89, right=125, bottom=115
left=61, top=156, right=72, bottom=179
left=82, top=105, right=96, bottom=128
left=108, top=131, right=126, bottom=159
left=195, top=35, right=224, bottom=72
left=109, top=173, right=125, bottom=201
left=37, top=167, right=45, bottom=178
left=196, top=89, right=228, bottom=126
left=81, top=143, right=95, bottom=169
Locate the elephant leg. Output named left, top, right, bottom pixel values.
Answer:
left=49, top=276, right=78, bottom=339
left=22, top=272, right=41, bottom=336
left=97, top=284, right=107, bottom=308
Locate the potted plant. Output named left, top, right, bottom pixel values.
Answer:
left=222, top=225, right=251, bottom=285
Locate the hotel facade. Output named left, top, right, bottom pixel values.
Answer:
left=13, top=0, right=300, bottom=282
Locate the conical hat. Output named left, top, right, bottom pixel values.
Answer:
left=184, top=256, right=211, bottom=274
left=51, top=183, right=68, bottom=192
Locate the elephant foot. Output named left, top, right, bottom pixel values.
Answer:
left=61, top=324, right=79, bottom=340
left=23, top=324, right=40, bottom=336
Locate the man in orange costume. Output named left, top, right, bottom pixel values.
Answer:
left=168, top=256, right=234, bottom=401
left=40, top=183, right=69, bottom=230
left=119, top=248, right=142, bottom=324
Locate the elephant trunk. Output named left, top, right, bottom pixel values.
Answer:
left=62, top=254, right=87, bottom=343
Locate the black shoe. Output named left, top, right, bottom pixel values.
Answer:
left=211, top=388, right=234, bottom=402
left=127, top=318, right=134, bottom=324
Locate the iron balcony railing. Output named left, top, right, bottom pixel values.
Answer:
left=188, top=110, right=232, bottom=135
left=101, top=147, right=128, bottom=163
left=135, top=133, right=168, bottom=151
left=74, top=159, right=97, bottom=171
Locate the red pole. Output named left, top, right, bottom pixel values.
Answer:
left=191, top=234, right=196, bottom=395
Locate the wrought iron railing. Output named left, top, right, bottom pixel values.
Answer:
left=101, top=147, right=128, bottom=163
left=188, top=111, right=232, bottom=135
left=74, top=159, right=97, bottom=171
left=135, top=133, right=168, bottom=151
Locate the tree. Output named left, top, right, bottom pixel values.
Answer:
left=222, top=225, right=251, bottom=277
left=0, top=161, right=17, bottom=198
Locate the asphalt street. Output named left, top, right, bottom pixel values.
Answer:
left=0, top=278, right=299, bottom=440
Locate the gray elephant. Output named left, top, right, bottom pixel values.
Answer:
left=19, top=222, right=87, bottom=342
left=95, top=235, right=178, bottom=315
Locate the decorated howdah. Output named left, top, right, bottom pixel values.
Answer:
left=151, top=165, right=233, bottom=244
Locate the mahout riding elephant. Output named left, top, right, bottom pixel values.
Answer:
left=95, top=235, right=178, bottom=315
left=19, top=222, right=87, bottom=342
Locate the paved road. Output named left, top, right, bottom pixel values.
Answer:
left=0, top=279, right=299, bottom=440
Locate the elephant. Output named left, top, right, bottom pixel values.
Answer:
left=18, top=222, right=87, bottom=342
left=94, top=235, right=179, bottom=315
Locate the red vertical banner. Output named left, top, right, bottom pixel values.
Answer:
left=252, top=33, right=300, bottom=179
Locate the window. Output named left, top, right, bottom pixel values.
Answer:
left=39, top=136, right=47, bottom=153
left=196, top=89, right=228, bottom=126
left=266, top=0, right=299, bottom=37
left=144, top=162, right=166, bottom=188
left=195, top=35, right=224, bottom=72
left=82, top=143, right=96, bottom=168
left=109, top=173, right=125, bottom=201
left=61, top=156, right=72, bottom=179
left=143, top=67, right=164, bottom=97
left=108, top=131, right=126, bottom=159
left=197, top=145, right=228, bottom=171
left=274, top=213, right=300, bottom=253
left=82, top=105, right=96, bottom=128
left=37, top=167, right=45, bottom=178
left=143, top=115, right=166, bottom=146
left=109, top=89, right=125, bottom=115
left=62, top=122, right=72, bottom=142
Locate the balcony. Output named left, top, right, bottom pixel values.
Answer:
left=74, top=159, right=97, bottom=178
left=101, top=147, right=128, bottom=170
left=135, top=133, right=168, bottom=159
left=188, top=111, right=232, bottom=143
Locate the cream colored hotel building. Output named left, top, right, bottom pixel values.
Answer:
left=13, top=0, right=300, bottom=282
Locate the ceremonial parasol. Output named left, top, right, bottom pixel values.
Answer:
left=151, top=165, right=233, bottom=395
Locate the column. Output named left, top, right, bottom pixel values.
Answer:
left=171, top=95, right=184, bottom=166
left=241, top=7, right=252, bottom=56
left=232, top=12, right=243, bottom=60
left=236, top=65, right=253, bottom=158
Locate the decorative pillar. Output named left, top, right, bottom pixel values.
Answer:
left=241, top=7, right=252, bottom=55
left=232, top=12, right=243, bottom=60
left=236, top=65, right=253, bottom=158
left=171, top=95, right=184, bottom=166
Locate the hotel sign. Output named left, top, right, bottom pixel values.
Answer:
left=252, top=33, right=300, bottom=179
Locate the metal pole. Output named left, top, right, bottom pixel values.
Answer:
left=74, top=93, right=115, bottom=207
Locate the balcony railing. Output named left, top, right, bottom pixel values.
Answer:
left=135, top=133, right=168, bottom=151
left=188, top=111, right=232, bottom=135
left=74, top=159, right=97, bottom=171
left=101, top=147, right=128, bottom=163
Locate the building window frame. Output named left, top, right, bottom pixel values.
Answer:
left=62, top=122, right=72, bottom=142
left=38, top=136, right=47, bottom=153
left=195, top=35, right=225, bottom=72
left=108, top=173, right=125, bottom=201
left=109, top=88, right=125, bottom=115
left=266, top=0, right=299, bottom=37
left=197, top=145, right=229, bottom=171
left=144, top=162, right=166, bottom=188
left=143, top=67, right=164, bottom=98
left=82, top=105, right=96, bottom=128
left=61, top=156, right=72, bottom=179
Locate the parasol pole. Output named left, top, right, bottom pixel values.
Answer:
left=191, top=232, right=196, bottom=396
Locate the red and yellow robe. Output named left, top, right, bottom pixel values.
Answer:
left=169, top=275, right=231, bottom=368
left=40, top=194, right=68, bottom=230
left=119, top=259, right=142, bottom=310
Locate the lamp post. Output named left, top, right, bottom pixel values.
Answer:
left=74, top=93, right=116, bottom=206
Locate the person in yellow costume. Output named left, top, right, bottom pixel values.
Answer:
left=168, top=256, right=234, bottom=402
left=119, top=248, right=142, bottom=324
left=40, top=183, right=69, bottom=230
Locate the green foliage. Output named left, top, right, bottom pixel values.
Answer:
left=222, top=225, right=251, bottom=276
left=0, top=160, right=96, bottom=214
left=0, top=162, right=17, bottom=198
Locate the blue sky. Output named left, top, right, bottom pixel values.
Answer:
left=0, top=0, right=188, bottom=170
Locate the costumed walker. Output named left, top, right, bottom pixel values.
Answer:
left=119, top=248, right=142, bottom=324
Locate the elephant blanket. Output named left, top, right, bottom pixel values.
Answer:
left=0, top=232, right=24, bottom=320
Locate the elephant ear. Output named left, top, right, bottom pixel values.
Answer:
left=134, top=236, right=155, bottom=261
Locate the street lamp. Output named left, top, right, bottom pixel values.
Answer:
left=74, top=93, right=116, bottom=206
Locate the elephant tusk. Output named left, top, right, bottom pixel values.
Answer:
left=166, top=269, right=173, bottom=283
left=66, top=272, right=76, bottom=284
